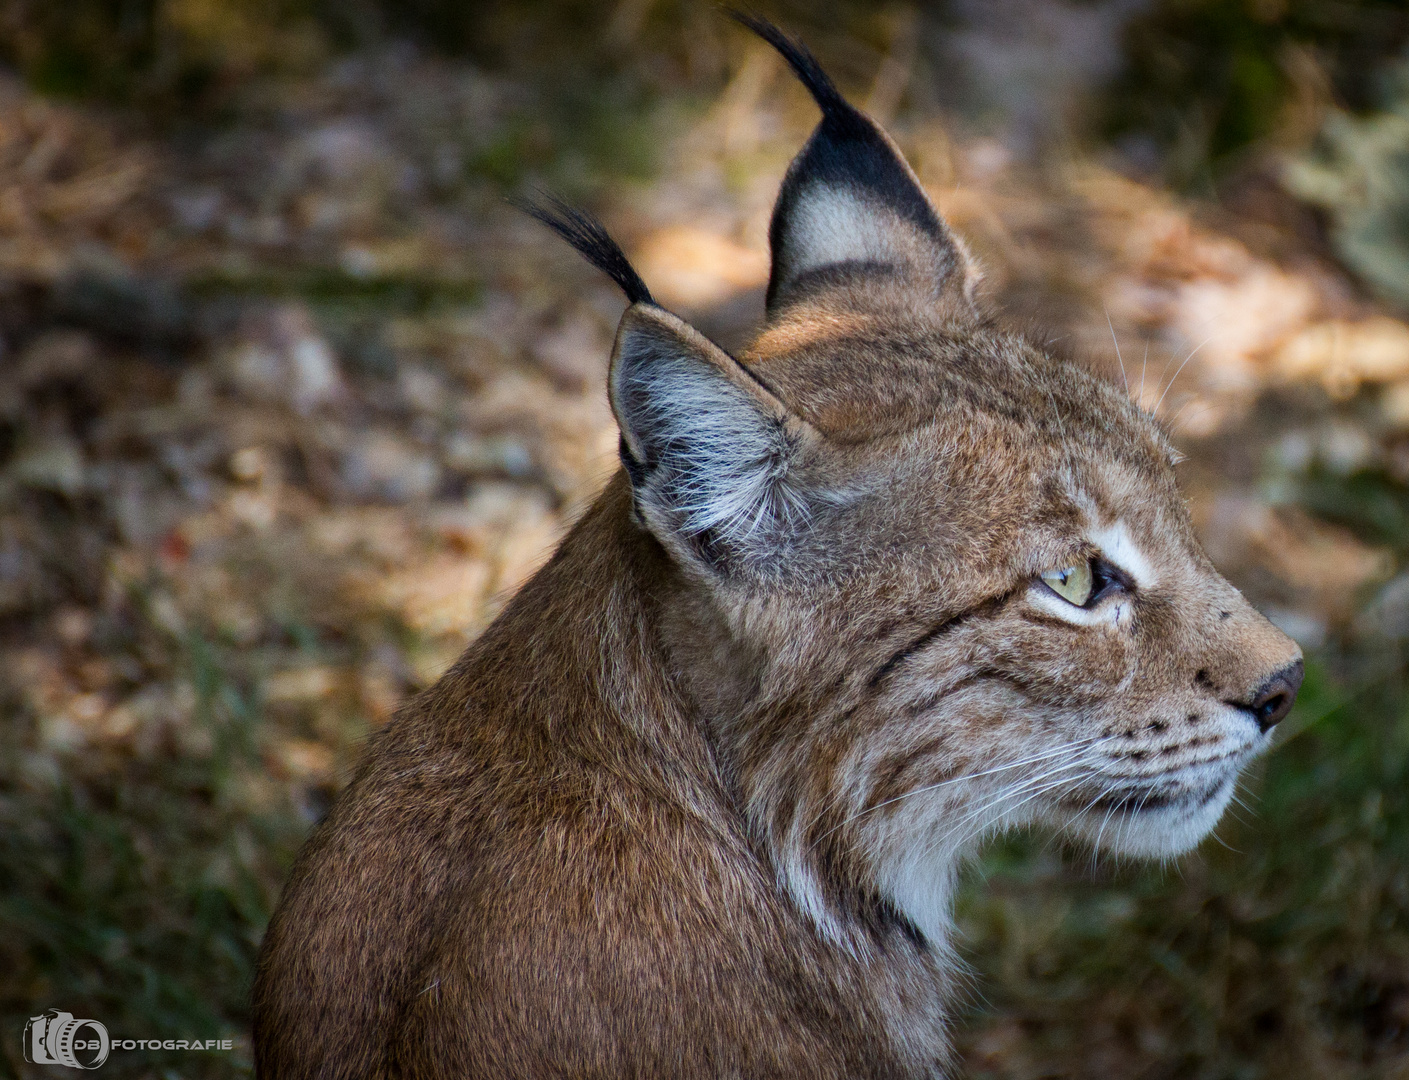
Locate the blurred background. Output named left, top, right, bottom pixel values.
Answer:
left=2, top=0, right=1409, bottom=1076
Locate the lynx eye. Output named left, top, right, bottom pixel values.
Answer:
left=1040, top=562, right=1094, bottom=606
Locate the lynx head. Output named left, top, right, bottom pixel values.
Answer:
left=526, top=17, right=1303, bottom=947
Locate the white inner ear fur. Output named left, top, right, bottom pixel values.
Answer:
left=620, top=352, right=808, bottom=544
left=785, top=185, right=903, bottom=275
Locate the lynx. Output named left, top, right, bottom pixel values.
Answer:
left=252, top=16, right=1303, bottom=1079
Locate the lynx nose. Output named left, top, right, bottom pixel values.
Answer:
left=1240, top=660, right=1304, bottom=732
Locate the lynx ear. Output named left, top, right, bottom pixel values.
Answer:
left=517, top=194, right=814, bottom=567
left=610, top=304, right=812, bottom=564
left=735, top=14, right=974, bottom=315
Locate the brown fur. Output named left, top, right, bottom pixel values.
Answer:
left=253, top=19, right=1301, bottom=1079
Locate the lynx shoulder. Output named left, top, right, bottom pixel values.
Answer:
left=252, top=16, right=1303, bottom=1079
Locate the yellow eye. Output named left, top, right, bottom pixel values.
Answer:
left=1040, top=562, right=1093, bottom=606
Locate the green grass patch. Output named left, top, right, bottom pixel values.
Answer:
left=0, top=611, right=311, bottom=1077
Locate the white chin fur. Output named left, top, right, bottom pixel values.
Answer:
left=872, top=773, right=1239, bottom=948
left=1058, top=776, right=1237, bottom=859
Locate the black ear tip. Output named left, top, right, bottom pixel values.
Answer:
left=512, top=191, right=655, bottom=307
left=727, top=9, right=848, bottom=119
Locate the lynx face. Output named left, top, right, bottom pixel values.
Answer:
left=540, top=17, right=1303, bottom=947
left=717, top=339, right=1303, bottom=944
left=673, top=310, right=1302, bottom=945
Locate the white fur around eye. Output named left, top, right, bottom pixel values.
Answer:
left=1089, top=520, right=1155, bottom=589
left=1027, top=584, right=1115, bottom=626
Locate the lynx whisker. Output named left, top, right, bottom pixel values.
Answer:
left=921, top=751, right=1107, bottom=856
left=1105, top=307, right=1128, bottom=396
left=820, top=735, right=1114, bottom=847
left=905, top=769, right=1064, bottom=858
left=1084, top=779, right=1150, bottom=868
left=1069, top=772, right=1126, bottom=826
left=1165, top=396, right=1214, bottom=433
left=1229, top=787, right=1255, bottom=812
left=1091, top=792, right=1124, bottom=858
left=1153, top=334, right=1213, bottom=417
left=1226, top=788, right=1257, bottom=828
left=830, top=739, right=1086, bottom=834
left=1071, top=777, right=1125, bottom=869
left=926, top=768, right=1086, bottom=857
left=1138, top=340, right=1149, bottom=407
left=1210, top=829, right=1245, bottom=854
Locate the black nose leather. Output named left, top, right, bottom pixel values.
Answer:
left=1243, top=660, right=1304, bottom=731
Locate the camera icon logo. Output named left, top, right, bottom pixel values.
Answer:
left=24, top=1010, right=110, bottom=1069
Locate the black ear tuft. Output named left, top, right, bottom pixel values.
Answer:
left=729, top=12, right=970, bottom=314
left=514, top=192, right=655, bottom=306
left=728, top=12, right=849, bottom=123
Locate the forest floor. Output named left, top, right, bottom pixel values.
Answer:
left=3, top=27, right=1409, bottom=1080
